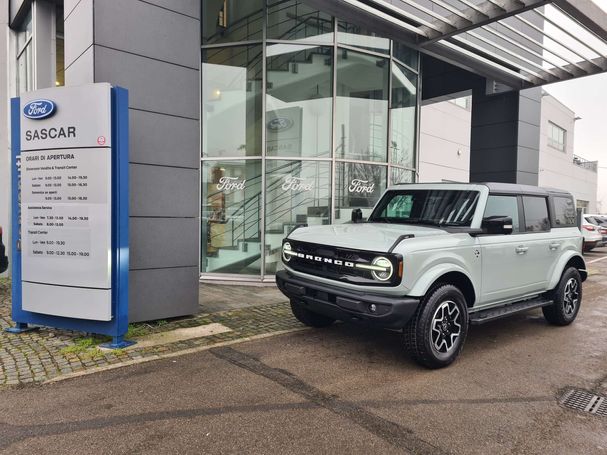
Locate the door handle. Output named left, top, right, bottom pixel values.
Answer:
left=515, top=245, right=528, bottom=254
left=549, top=242, right=560, bottom=251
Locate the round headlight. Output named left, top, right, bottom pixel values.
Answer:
left=371, top=257, right=393, bottom=281
left=282, top=242, right=292, bottom=263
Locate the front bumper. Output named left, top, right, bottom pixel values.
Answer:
left=276, top=270, right=419, bottom=329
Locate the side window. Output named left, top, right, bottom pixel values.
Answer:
left=552, top=197, right=576, bottom=227
left=523, top=196, right=550, bottom=232
left=483, top=195, right=520, bottom=233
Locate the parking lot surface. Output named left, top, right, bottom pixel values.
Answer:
left=0, top=248, right=606, bottom=454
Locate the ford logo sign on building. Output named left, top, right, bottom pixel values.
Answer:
left=23, top=99, right=57, bottom=120
left=267, top=117, right=293, bottom=132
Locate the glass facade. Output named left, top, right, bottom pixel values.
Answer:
left=201, top=0, right=419, bottom=279
left=16, top=10, right=33, bottom=94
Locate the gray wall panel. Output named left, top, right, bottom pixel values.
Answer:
left=469, top=94, right=518, bottom=126
left=517, top=121, right=541, bottom=150
left=94, top=45, right=199, bottom=119
left=138, top=0, right=200, bottom=19
left=515, top=171, right=538, bottom=186
left=471, top=89, right=540, bottom=185
left=9, top=0, right=27, bottom=24
left=64, top=0, right=80, bottom=20
left=130, top=217, right=199, bottom=270
left=130, top=109, right=199, bottom=168
left=130, top=164, right=199, bottom=218
left=471, top=122, right=518, bottom=150
left=129, top=267, right=199, bottom=322
left=517, top=146, right=540, bottom=172
left=64, top=0, right=93, bottom=69
left=518, top=95, right=542, bottom=127
left=64, top=45, right=94, bottom=85
left=468, top=146, right=517, bottom=172
left=94, top=0, right=199, bottom=69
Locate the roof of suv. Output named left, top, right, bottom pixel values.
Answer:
left=391, top=181, right=572, bottom=197
left=482, top=182, right=574, bottom=197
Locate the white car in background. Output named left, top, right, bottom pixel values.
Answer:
left=581, top=218, right=603, bottom=251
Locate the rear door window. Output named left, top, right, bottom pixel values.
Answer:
left=552, top=196, right=576, bottom=227
left=522, top=196, right=550, bottom=232
left=483, top=195, right=520, bottom=233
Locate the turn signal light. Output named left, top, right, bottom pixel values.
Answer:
left=398, top=260, right=403, bottom=278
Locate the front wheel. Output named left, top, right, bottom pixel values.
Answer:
left=290, top=301, right=335, bottom=328
left=403, top=285, right=469, bottom=369
left=542, top=267, right=582, bottom=326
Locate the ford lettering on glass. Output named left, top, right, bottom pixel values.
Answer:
left=349, top=179, right=375, bottom=194
left=23, top=100, right=57, bottom=120
left=267, top=117, right=294, bottom=132
left=216, top=176, right=246, bottom=191
left=282, top=176, right=313, bottom=192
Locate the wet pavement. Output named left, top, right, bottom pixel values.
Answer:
left=0, top=248, right=606, bottom=453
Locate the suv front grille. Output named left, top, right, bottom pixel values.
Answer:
left=283, top=240, right=401, bottom=286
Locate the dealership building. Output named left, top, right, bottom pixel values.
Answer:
left=418, top=92, right=600, bottom=212
left=1, top=0, right=607, bottom=322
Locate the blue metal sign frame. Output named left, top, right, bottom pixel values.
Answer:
left=7, top=87, right=132, bottom=349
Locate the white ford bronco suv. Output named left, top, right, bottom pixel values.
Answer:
left=276, top=183, right=587, bottom=369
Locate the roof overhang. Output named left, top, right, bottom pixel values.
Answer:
left=327, top=0, right=607, bottom=91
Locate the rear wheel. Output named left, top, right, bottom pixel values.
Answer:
left=290, top=300, right=335, bottom=328
left=542, top=267, right=582, bottom=326
left=403, top=285, right=468, bottom=369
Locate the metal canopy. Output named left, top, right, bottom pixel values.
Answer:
left=337, top=0, right=607, bottom=90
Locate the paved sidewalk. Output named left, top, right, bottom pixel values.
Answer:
left=0, top=279, right=297, bottom=388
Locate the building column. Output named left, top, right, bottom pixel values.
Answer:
left=0, top=4, right=9, bottom=276
left=470, top=87, right=542, bottom=185
left=64, top=0, right=200, bottom=322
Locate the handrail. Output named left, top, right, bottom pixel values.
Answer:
left=573, top=154, right=598, bottom=172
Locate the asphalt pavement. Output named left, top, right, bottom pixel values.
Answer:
left=1, top=249, right=606, bottom=454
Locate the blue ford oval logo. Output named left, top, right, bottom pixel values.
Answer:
left=267, top=117, right=293, bottom=132
left=23, top=99, right=56, bottom=120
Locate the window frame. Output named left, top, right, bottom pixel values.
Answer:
left=547, top=121, right=566, bottom=152
left=549, top=195, right=576, bottom=228
left=482, top=193, right=523, bottom=234
left=521, top=195, right=551, bottom=233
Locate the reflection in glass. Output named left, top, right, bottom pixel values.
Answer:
left=393, top=41, right=418, bottom=69
left=16, top=10, right=33, bottom=95
left=265, top=160, right=331, bottom=274
left=335, top=162, right=387, bottom=223
left=56, top=3, right=64, bottom=86
left=335, top=50, right=389, bottom=162
left=202, top=46, right=263, bottom=157
left=202, top=160, right=262, bottom=274
left=390, top=62, right=417, bottom=168
left=337, top=20, right=390, bottom=55
left=266, top=45, right=332, bottom=158
left=391, top=167, right=415, bottom=185
left=202, top=0, right=263, bottom=44
left=267, top=1, right=333, bottom=43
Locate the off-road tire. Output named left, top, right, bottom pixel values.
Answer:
left=403, top=284, right=469, bottom=369
left=542, top=267, right=582, bottom=326
left=290, top=300, right=335, bottom=328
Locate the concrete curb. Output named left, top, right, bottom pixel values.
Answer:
left=42, top=327, right=309, bottom=385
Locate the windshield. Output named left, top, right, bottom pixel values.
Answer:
left=369, top=189, right=480, bottom=227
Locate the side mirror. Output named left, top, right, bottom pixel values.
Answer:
left=482, top=216, right=513, bottom=235
left=351, top=208, right=363, bottom=223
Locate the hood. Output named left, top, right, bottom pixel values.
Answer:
left=287, top=223, right=448, bottom=252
